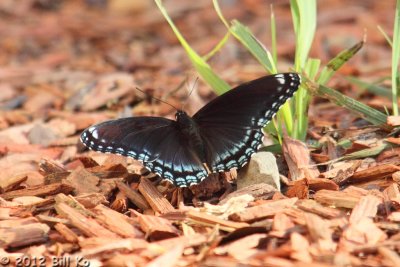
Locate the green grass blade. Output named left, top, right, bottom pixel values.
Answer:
left=377, top=25, right=393, bottom=47
left=203, top=31, right=231, bottom=61
left=230, top=20, right=277, bottom=73
left=155, top=0, right=230, bottom=95
left=346, top=76, right=391, bottom=98
left=305, top=58, right=321, bottom=80
left=293, top=59, right=320, bottom=140
left=342, top=142, right=390, bottom=160
left=291, top=0, right=316, bottom=140
left=305, top=80, right=391, bottom=131
left=213, top=0, right=277, bottom=73
left=291, top=0, right=316, bottom=71
left=391, top=0, right=400, bottom=115
left=318, top=40, right=364, bottom=85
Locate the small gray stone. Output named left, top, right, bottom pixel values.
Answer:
left=237, top=151, right=281, bottom=191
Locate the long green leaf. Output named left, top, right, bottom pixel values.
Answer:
left=155, top=0, right=230, bottom=95
left=346, top=76, right=391, bottom=98
left=213, top=0, right=277, bottom=74
left=291, top=0, right=316, bottom=140
left=319, top=40, right=364, bottom=85
left=392, top=0, right=400, bottom=115
left=305, top=80, right=391, bottom=131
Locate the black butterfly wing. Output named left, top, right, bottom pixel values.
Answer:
left=193, top=73, right=301, bottom=172
left=80, top=117, right=208, bottom=186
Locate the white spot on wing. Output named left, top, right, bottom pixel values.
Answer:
left=91, top=130, right=99, bottom=139
left=276, top=78, right=285, bottom=85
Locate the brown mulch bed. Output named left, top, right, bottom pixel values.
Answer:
left=1, top=0, right=400, bottom=266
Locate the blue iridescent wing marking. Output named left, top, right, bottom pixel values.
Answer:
left=193, top=73, right=301, bottom=172
left=80, top=117, right=208, bottom=186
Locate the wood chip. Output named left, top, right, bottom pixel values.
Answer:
left=304, top=212, right=336, bottom=251
left=0, top=223, right=50, bottom=248
left=55, top=202, right=119, bottom=238
left=0, top=174, right=27, bottom=193
left=229, top=198, right=298, bottom=222
left=378, top=247, right=400, bottom=267
left=116, top=181, right=150, bottom=210
left=296, top=199, right=343, bottom=219
left=290, top=232, right=312, bottom=262
left=270, top=212, right=295, bottom=238
left=65, top=167, right=100, bottom=195
left=219, top=183, right=276, bottom=205
left=187, top=210, right=249, bottom=231
left=349, top=164, right=400, bottom=184
left=282, top=137, right=320, bottom=181
left=137, top=213, right=179, bottom=240
left=138, top=177, right=174, bottom=214
left=214, top=233, right=267, bottom=261
left=94, top=204, right=143, bottom=238
left=387, top=115, right=400, bottom=126
left=0, top=182, right=75, bottom=200
left=314, top=189, right=361, bottom=209
left=146, top=243, right=184, bottom=267
left=349, top=195, right=381, bottom=224
left=54, top=223, right=79, bottom=243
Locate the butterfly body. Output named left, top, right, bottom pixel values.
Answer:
left=175, top=110, right=208, bottom=167
left=81, top=73, right=301, bottom=187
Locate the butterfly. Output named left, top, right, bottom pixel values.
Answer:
left=80, top=73, right=301, bottom=187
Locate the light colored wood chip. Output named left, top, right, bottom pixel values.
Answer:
left=214, top=233, right=267, bottom=261
left=392, top=170, right=400, bottom=183
left=65, top=167, right=100, bottom=195
left=55, top=202, right=119, bottom=238
left=54, top=223, right=79, bottom=243
left=349, top=195, right=381, bottom=224
left=383, top=183, right=400, bottom=205
left=229, top=198, right=298, bottom=222
left=0, top=223, right=50, bottom=248
left=314, top=190, right=360, bottom=209
left=304, top=212, right=336, bottom=251
left=138, top=177, right=174, bottom=214
left=138, top=213, right=179, bottom=240
left=270, top=212, right=295, bottom=238
left=282, top=136, right=320, bottom=181
left=0, top=174, right=27, bottom=193
left=105, top=253, right=147, bottom=267
left=116, top=181, right=150, bottom=210
left=378, top=246, right=400, bottom=266
left=387, top=116, right=400, bottom=126
left=339, top=218, right=387, bottom=251
left=187, top=210, right=248, bottom=231
left=154, top=234, right=207, bottom=250
left=388, top=211, right=400, bottom=222
left=296, top=199, right=343, bottom=218
left=94, top=204, right=143, bottom=238
left=262, top=257, right=296, bottom=267
left=146, top=243, right=184, bottom=267
left=219, top=183, right=276, bottom=205
left=78, top=237, right=149, bottom=258
left=290, top=232, right=312, bottom=262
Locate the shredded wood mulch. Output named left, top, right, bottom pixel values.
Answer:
left=1, top=1, right=400, bottom=266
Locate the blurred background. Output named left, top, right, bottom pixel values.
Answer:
left=0, top=0, right=396, bottom=125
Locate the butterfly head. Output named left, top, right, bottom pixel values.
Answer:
left=175, top=110, right=196, bottom=131
left=175, top=110, right=188, bottom=121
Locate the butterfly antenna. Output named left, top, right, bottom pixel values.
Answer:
left=135, top=87, right=179, bottom=111
left=181, top=77, right=199, bottom=111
